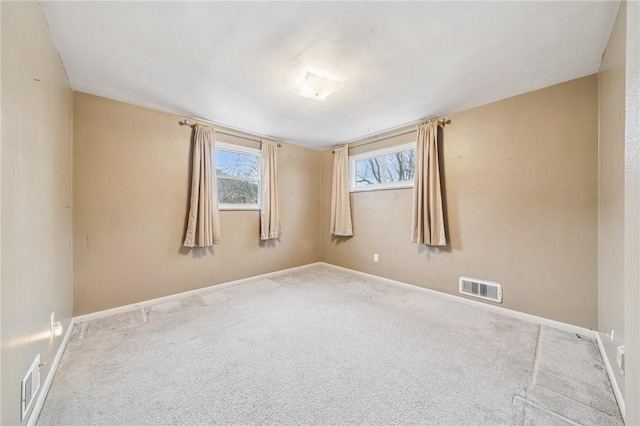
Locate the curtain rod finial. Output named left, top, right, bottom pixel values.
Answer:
left=436, top=117, right=451, bottom=129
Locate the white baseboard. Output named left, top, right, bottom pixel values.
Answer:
left=320, top=262, right=597, bottom=338
left=596, top=332, right=626, bottom=420
left=74, top=262, right=324, bottom=323
left=27, top=318, right=76, bottom=426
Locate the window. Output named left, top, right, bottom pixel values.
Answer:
left=349, top=142, right=416, bottom=191
left=215, top=142, right=261, bottom=210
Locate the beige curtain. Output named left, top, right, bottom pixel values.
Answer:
left=330, top=145, right=354, bottom=236
left=260, top=139, right=281, bottom=240
left=183, top=124, right=221, bottom=247
left=411, top=120, right=446, bottom=246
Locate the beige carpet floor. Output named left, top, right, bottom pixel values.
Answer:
left=36, top=265, right=623, bottom=425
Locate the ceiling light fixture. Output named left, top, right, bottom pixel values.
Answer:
left=293, top=71, right=340, bottom=102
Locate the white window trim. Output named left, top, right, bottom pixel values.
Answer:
left=215, top=141, right=261, bottom=211
left=349, top=142, right=416, bottom=192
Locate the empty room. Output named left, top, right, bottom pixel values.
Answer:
left=1, top=1, right=639, bottom=425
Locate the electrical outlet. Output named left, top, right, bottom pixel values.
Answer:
left=373, top=253, right=379, bottom=262
left=50, top=312, right=63, bottom=337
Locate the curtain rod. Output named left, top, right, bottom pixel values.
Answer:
left=179, top=119, right=281, bottom=147
left=332, top=117, right=451, bottom=153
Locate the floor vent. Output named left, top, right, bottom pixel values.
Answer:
left=21, top=354, right=41, bottom=421
left=459, top=277, right=502, bottom=303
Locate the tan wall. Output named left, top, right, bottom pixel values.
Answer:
left=321, top=76, right=599, bottom=329
left=73, top=93, right=321, bottom=315
left=1, top=2, right=74, bottom=424
left=598, top=1, right=626, bottom=397
left=1, top=0, right=3, bottom=418
left=622, top=0, right=640, bottom=421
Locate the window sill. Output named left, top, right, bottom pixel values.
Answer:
left=350, top=183, right=413, bottom=193
left=219, top=204, right=260, bottom=211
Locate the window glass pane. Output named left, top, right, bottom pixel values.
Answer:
left=350, top=143, right=416, bottom=191
left=216, top=150, right=259, bottom=179
left=217, top=178, right=259, bottom=204
left=355, top=157, right=383, bottom=186
left=385, top=149, right=416, bottom=182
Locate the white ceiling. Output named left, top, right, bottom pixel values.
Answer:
left=41, top=1, right=620, bottom=150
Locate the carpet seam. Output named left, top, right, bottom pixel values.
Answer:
left=512, top=395, right=582, bottom=426
left=78, top=322, right=89, bottom=340
left=529, top=382, right=621, bottom=420
left=531, top=324, right=543, bottom=385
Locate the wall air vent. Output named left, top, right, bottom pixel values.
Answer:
left=21, top=354, right=41, bottom=421
left=459, top=277, right=502, bottom=303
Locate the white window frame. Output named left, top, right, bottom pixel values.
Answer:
left=349, top=142, right=416, bottom=192
left=215, top=141, right=261, bottom=211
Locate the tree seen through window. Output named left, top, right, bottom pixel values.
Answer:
left=215, top=147, right=260, bottom=206
left=355, top=149, right=416, bottom=187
